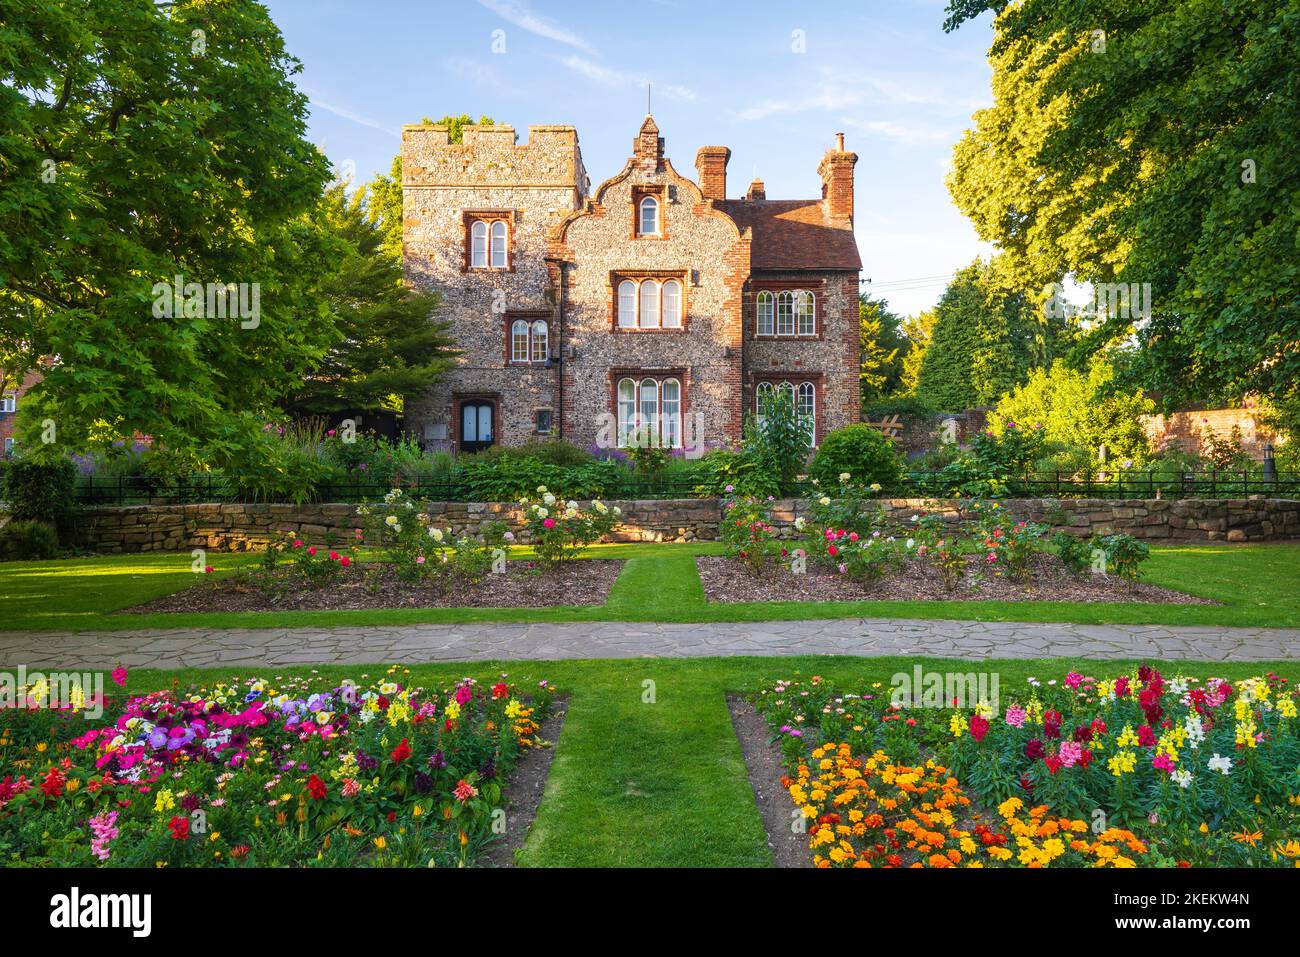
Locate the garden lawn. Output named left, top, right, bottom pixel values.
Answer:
left=91, top=654, right=1300, bottom=867
left=1, top=543, right=1299, bottom=631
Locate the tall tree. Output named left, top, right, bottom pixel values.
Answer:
left=899, top=309, right=937, bottom=397
left=281, top=182, right=456, bottom=416
left=0, top=0, right=334, bottom=466
left=858, top=292, right=907, bottom=403
left=945, top=0, right=1300, bottom=410
left=914, top=259, right=1041, bottom=411
left=366, top=113, right=495, bottom=262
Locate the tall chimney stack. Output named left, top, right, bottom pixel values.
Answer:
left=695, top=145, right=731, bottom=201
left=819, top=132, right=857, bottom=223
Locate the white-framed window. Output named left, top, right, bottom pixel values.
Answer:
left=756, top=291, right=774, bottom=336
left=469, top=217, right=508, bottom=269
left=490, top=220, right=508, bottom=268
left=614, top=277, right=685, bottom=329
left=638, top=196, right=659, bottom=235
left=796, top=291, right=816, bottom=335
left=0, top=393, right=15, bottom=414
left=2, top=437, right=13, bottom=455
left=759, top=289, right=816, bottom=337
left=639, top=280, right=660, bottom=329
left=616, top=375, right=682, bottom=449
left=509, top=318, right=548, bottom=363
left=530, top=320, right=548, bottom=362
left=618, top=280, right=637, bottom=328
left=776, top=291, right=795, bottom=336
left=662, top=280, right=681, bottom=328
left=471, top=221, right=488, bottom=269
left=755, top=379, right=817, bottom=446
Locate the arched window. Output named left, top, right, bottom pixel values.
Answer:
left=795, top=291, right=815, bottom=335
left=530, top=320, right=549, bottom=362
left=755, top=381, right=774, bottom=429
left=797, top=382, right=816, bottom=446
left=639, top=196, right=659, bottom=235
left=662, top=280, right=681, bottom=328
left=489, top=221, right=508, bottom=268
left=776, top=291, right=795, bottom=336
left=617, top=378, right=637, bottom=446
left=470, top=221, right=488, bottom=269
left=639, top=378, right=659, bottom=440
left=777, top=381, right=796, bottom=406
left=661, top=378, right=681, bottom=449
left=639, top=279, right=660, bottom=329
left=510, top=320, right=530, bottom=363
left=618, top=280, right=637, bottom=328
left=757, top=291, right=774, bottom=336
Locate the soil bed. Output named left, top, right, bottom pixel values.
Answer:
left=123, top=560, right=623, bottom=614
left=697, top=554, right=1214, bottom=605
left=728, top=695, right=814, bottom=869
left=478, top=696, right=569, bottom=868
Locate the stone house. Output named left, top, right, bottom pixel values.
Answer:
left=401, top=115, right=861, bottom=455
left=0, top=368, right=43, bottom=457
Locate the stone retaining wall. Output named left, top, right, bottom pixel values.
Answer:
left=75, top=496, right=1300, bottom=553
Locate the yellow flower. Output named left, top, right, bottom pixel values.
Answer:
left=373, top=836, right=387, bottom=850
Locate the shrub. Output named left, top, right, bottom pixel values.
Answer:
left=693, top=449, right=779, bottom=498
left=1093, top=533, right=1150, bottom=580
left=0, top=520, right=60, bottom=560
left=743, top=393, right=811, bottom=489
left=991, top=357, right=1155, bottom=468
left=809, top=424, right=903, bottom=489
left=1052, top=531, right=1093, bottom=575
left=2, top=458, right=77, bottom=529
left=357, top=488, right=510, bottom=586
left=519, top=486, right=618, bottom=566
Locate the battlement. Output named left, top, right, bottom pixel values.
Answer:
left=402, top=123, right=586, bottom=193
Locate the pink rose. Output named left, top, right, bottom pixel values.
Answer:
left=543, top=518, right=555, bottom=529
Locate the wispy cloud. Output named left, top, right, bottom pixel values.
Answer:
left=560, top=55, right=696, bottom=102
left=842, top=117, right=955, bottom=145
left=305, top=91, right=397, bottom=137
left=476, top=0, right=595, bottom=54
left=736, top=66, right=988, bottom=122
left=441, top=55, right=520, bottom=95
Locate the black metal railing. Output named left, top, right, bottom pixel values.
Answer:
left=71, top=469, right=1300, bottom=506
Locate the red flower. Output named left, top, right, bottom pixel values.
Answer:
left=39, top=767, right=65, bottom=798
left=307, top=774, right=328, bottom=800
left=340, top=556, right=351, bottom=568
left=1044, top=754, right=1063, bottom=774
left=827, top=545, right=838, bottom=557
left=1137, top=724, right=1156, bottom=748
left=328, top=551, right=339, bottom=561
left=970, top=713, right=989, bottom=742
left=390, top=738, right=412, bottom=762
left=491, top=682, right=509, bottom=700
left=1024, top=739, right=1044, bottom=760
left=169, top=815, right=190, bottom=840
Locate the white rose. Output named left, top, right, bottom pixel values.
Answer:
left=818, top=496, right=830, bottom=506
left=612, top=506, right=621, bottom=516
left=384, top=515, right=398, bottom=527
left=839, top=472, right=851, bottom=482
left=429, top=527, right=444, bottom=542
left=536, top=507, right=548, bottom=519
left=543, top=493, right=556, bottom=506
left=536, top=485, right=548, bottom=494
left=794, top=517, right=806, bottom=530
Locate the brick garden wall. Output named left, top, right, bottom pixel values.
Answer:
left=75, top=497, right=1300, bottom=553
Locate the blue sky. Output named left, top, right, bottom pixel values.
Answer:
left=265, top=0, right=997, bottom=316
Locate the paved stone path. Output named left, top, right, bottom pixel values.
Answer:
left=2, top=618, right=1299, bottom=670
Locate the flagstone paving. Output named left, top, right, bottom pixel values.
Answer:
left=2, top=618, right=1299, bottom=670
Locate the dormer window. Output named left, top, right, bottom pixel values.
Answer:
left=638, top=196, right=659, bottom=235
left=465, top=213, right=511, bottom=271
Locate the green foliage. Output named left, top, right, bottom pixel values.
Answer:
left=946, top=1, right=1300, bottom=410
left=914, top=260, right=1057, bottom=411
left=719, top=495, right=785, bottom=576
left=743, top=393, right=811, bottom=488
left=357, top=490, right=506, bottom=586
left=809, top=424, right=904, bottom=490
left=915, top=423, right=1047, bottom=497
left=519, top=488, right=618, bottom=567
left=858, top=293, right=908, bottom=402
left=0, top=519, right=60, bottom=561
left=1052, top=531, right=1093, bottom=576
left=1093, top=533, right=1150, bottom=581
left=282, top=182, right=456, bottom=415
left=992, top=358, right=1155, bottom=468
left=3, top=458, right=76, bottom=527
left=0, top=0, right=335, bottom=467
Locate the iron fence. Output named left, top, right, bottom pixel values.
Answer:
left=71, top=469, right=1300, bottom=506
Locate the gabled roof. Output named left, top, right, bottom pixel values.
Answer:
left=717, top=199, right=861, bottom=271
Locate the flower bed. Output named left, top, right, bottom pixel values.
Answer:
left=748, top=666, right=1300, bottom=867
left=715, top=477, right=1210, bottom=604
left=0, top=669, right=558, bottom=867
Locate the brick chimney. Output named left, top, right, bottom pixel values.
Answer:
left=695, top=145, right=730, bottom=201
left=746, top=177, right=766, bottom=201
left=634, top=114, right=664, bottom=172
left=818, top=132, right=857, bottom=223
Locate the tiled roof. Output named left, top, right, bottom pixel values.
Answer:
left=718, top=199, right=861, bottom=271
